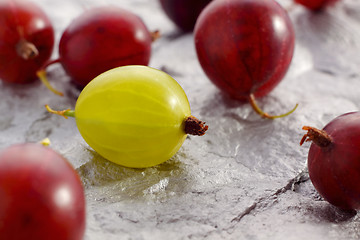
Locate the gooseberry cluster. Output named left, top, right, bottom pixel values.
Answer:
left=0, top=1, right=357, bottom=239
left=0, top=0, right=155, bottom=93
left=0, top=1, right=209, bottom=237
left=160, top=0, right=358, bottom=214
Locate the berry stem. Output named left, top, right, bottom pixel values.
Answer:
left=41, top=58, right=62, bottom=69
left=150, top=30, right=161, bottom=42
left=45, top=105, right=75, bottom=119
left=16, top=38, right=39, bottom=60
left=36, top=58, right=63, bottom=96
left=248, top=93, right=298, bottom=119
left=184, top=116, right=208, bottom=136
left=300, top=126, right=332, bottom=147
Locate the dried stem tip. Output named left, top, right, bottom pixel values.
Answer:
left=184, top=116, right=208, bottom=136
left=16, top=39, right=39, bottom=60
left=300, top=126, right=332, bottom=148
left=150, top=30, right=161, bottom=42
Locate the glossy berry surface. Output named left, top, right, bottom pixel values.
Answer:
left=0, top=143, right=86, bottom=240
left=59, top=6, right=152, bottom=88
left=75, top=65, right=192, bottom=168
left=159, top=0, right=212, bottom=32
left=301, top=112, right=360, bottom=210
left=0, top=0, right=54, bottom=84
left=194, top=0, right=295, bottom=100
left=295, top=0, right=340, bottom=11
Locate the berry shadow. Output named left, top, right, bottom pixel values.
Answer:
left=199, top=89, right=280, bottom=125
left=76, top=148, right=191, bottom=202
left=306, top=204, right=357, bottom=223
left=160, top=29, right=191, bottom=41
left=201, top=90, right=247, bottom=113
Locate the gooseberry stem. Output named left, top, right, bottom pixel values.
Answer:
left=16, top=38, right=39, bottom=60
left=151, top=30, right=161, bottom=42
left=300, top=126, right=332, bottom=147
left=45, top=105, right=75, bottom=119
left=36, top=58, right=63, bottom=96
left=248, top=93, right=298, bottom=119
left=184, top=116, right=208, bottom=136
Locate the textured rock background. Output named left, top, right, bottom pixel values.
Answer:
left=1, top=0, right=360, bottom=239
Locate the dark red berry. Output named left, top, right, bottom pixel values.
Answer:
left=295, top=0, right=340, bottom=11
left=59, top=6, right=152, bottom=88
left=301, top=112, right=360, bottom=210
left=0, top=143, right=86, bottom=239
left=159, top=0, right=212, bottom=32
left=194, top=0, right=296, bottom=118
left=0, top=0, right=54, bottom=84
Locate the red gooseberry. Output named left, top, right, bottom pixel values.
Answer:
left=194, top=0, right=297, bottom=119
left=301, top=112, right=360, bottom=210
left=39, top=6, right=153, bottom=91
left=0, top=0, right=54, bottom=84
left=0, top=143, right=86, bottom=240
left=159, top=0, right=212, bottom=32
left=295, top=0, right=341, bottom=11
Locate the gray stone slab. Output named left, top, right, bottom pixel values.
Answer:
left=1, top=0, right=360, bottom=239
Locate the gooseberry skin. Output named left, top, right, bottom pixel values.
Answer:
left=159, top=0, right=212, bottom=32
left=0, top=143, right=86, bottom=240
left=194, top=0, right=295, bottom=100
left=75, top=65, right=191, bottom=168
left=0, top=0, right=54, bottom=84
left=295, top=0, right=340, bottom=11
left=59, top=7, right=152, bottom=88
left=304, top=112, right=360, bottom=210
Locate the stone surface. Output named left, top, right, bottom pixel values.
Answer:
left=1, top=0, right=360, bottom=239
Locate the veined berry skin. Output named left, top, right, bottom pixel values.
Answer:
left=307, top=112, right=360, bottom=210
left=194, top=0, right=295, bottom=100
left=75, top=65, right=191, bottom=168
